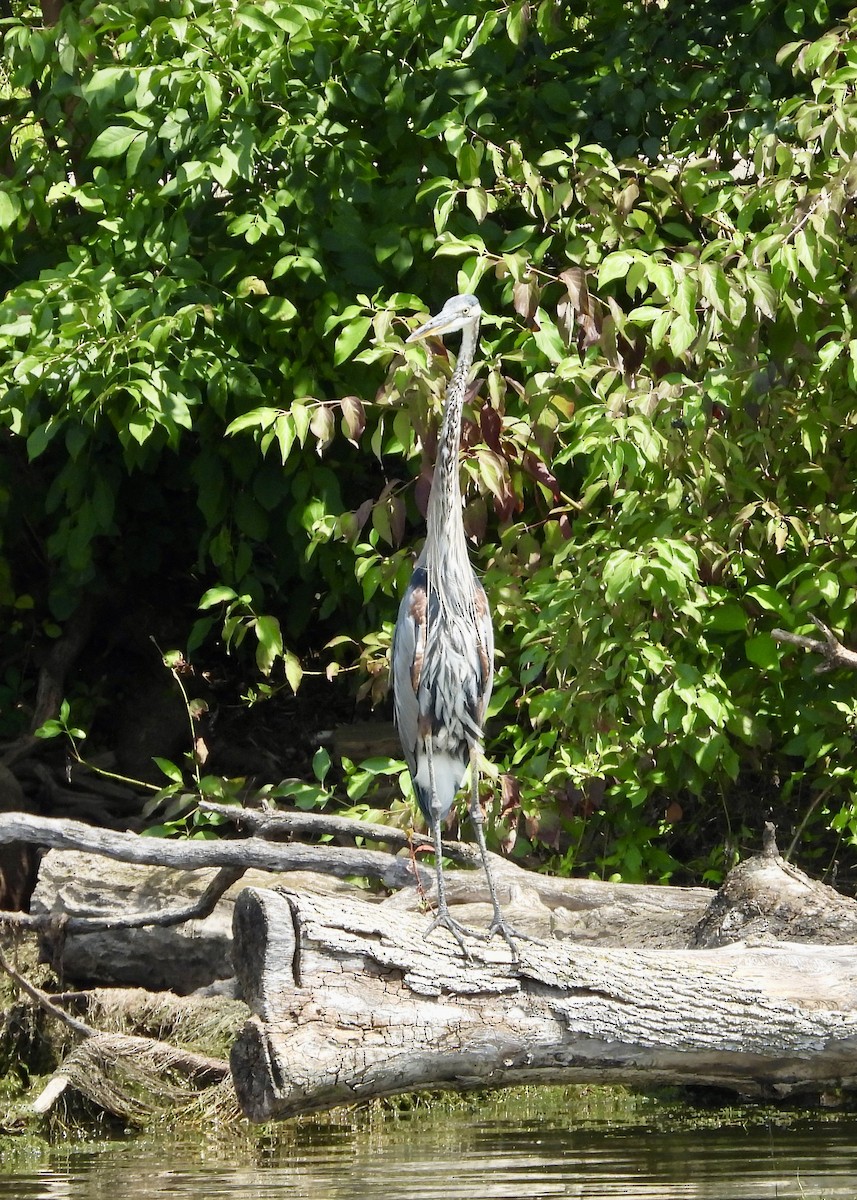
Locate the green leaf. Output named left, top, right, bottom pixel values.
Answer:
left=465, top=187, right=489, bottom=223
left=225, top=408, right=280, bottom=436
left=0, top=191, right=21, bottom=231
left=153, top=757, right=184, bottom=783
left=603, top=550, right=637, bottom=603
left=708, top=601, right=747, bottom=632
left=746, top=271, right=777, bottom=319
left=34, top=719, right=64, bottom=739
left=745, top=633, right=781, bottom=669
left=201, top=72, right=223, bottom=121
left=199, top=585, right=238, bottom=609
left=236, top=7, right=283, bottom=33
left=506, top=0, right=528, bottom=47
left=254, top=614, right=283, bottom=676
left=597, top=252, right=635, bottom=289
left=312, top=746, right=332, bottom=784
left=746, top=585, right=792, bottom=621
left=89, top=126, right=143, bottom=159
left=334, top=317, right=372, bottom=365
left=27, top=421, right=61, bottom=461
left=668, top=315, right=696, bottom=358
left=284, top=649, right=303, bottom=693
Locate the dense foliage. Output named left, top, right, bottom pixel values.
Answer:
left=1, top=0, right=856, bottom=883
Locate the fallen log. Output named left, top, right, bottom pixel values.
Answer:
left=230, top=887, right=857, bottom=1121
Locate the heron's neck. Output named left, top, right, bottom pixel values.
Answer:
left=424, top=320, right=479, bottom=577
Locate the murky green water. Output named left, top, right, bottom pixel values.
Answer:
left=2, top=1089, right=856, bottom=1199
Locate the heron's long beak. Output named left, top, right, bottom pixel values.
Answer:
left=406, top=309, right=459, bottom=343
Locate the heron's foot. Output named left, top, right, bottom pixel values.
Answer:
left=425, top=906, right=486, bottom=960
left=487, top=913, right=548, bottom=962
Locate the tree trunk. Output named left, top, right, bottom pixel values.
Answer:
left=230, top=887, right=857, bottom=1121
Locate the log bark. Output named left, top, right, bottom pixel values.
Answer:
left=0, top=810, right=715, bottom=990
left=230, top=887, right=857, bottom=1121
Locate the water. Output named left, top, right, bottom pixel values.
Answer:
left=3, top=1090, right=857, bottom=1199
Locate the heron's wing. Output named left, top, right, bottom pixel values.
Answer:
left=473, top=576, right=494, bottom=727
left=390, top=565, right=428, bottom=777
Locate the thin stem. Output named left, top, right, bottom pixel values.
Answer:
left=66, top=739, right=160, bottom=793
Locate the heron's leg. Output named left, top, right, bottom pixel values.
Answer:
left=423, top=734, right=478, bottom=958
left=467, top=749, right=544, bottom=959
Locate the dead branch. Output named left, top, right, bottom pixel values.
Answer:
left=0, top=943, right=95, bottom=1037
left=29, top=1032, right=230, bottom=1120
left=1, top=943, right=228, bottom=1079
left=197, top=799, right=479, bottom=864
left=772, top=614, right=857, bottom=673
left=0, top=811, right=432, bottom=891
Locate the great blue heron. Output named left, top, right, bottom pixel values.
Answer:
left=392, top=293, right=517, bottom=956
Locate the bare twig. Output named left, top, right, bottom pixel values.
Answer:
left=0, top=943, right=95, bottom=1037
left=772, top=615, right=857, bottom=673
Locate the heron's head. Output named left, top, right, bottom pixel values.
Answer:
left=406, top=294, right=482, bottom=343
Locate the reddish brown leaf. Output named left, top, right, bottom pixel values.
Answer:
left=559, top=266, right=590, bottom=314
left=389, top=493, right=405, bottom=548
left=500, top=772, right=521, bottom=819
left=461, top=416, right=481, bottom=449
left=521, top=449, right=561, bottom=500
left=480, top=402, right=502, bottom=451
left=463, top=495, right=487, bottom=543
left=600, top=313, right=621, bottom=369
left=577, top=310, right=602, bottom=354
left=415, top=465, right=433, bottom=518
left=619, top=334, right=645, bottom=379
left=340, top=394, right=366, bottom=445
left=513, top=275, right=540, bottom=322
left=616, top=180, right=640, bottom=216
left=309, top=404, right=335, bottom=454
left=556, top=297, right=576, bottom=347
left=498, top=823, right=518, bottom=856
left=352, top=497, right=373, bottom=533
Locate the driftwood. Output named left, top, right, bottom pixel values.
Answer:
left=230, top=884, right=857, bottom=1121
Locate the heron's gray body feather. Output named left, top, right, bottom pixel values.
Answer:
left=392, top=561, right=493, bottom=823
